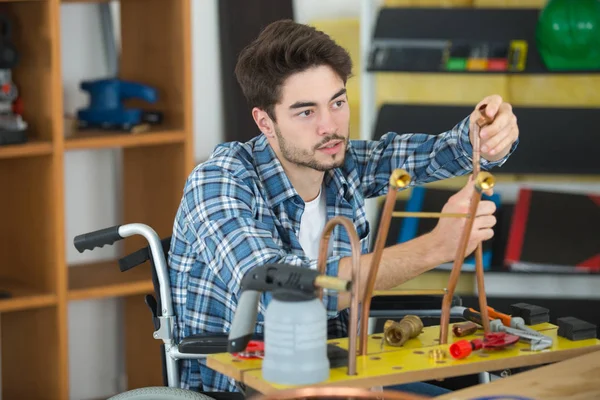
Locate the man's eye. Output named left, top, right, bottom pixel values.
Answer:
left=298, top=110, right=312, bottom=117
left=333, top=100, right=345, bottom=108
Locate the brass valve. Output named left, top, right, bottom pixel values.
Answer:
left=383, top=315, right=423, bottom=347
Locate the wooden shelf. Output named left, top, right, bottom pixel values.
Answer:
left=64, top=128, right=185, bottom=150
left=0, top=139, right=53, bottom=159
left=0, top=0, right=193, bottom=397
left=0, top=279, right=56, bottom=312
left=68, top=260, right=154, bottom=301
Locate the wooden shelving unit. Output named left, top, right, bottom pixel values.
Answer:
left=0, top=0, right=193, bottom=398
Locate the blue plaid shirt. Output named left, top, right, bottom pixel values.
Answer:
left=167, top=115, right=515, bottom=392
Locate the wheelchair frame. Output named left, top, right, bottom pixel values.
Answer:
left=74, top=222, right=467, bottom=398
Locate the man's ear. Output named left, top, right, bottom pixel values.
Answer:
left=252, top=107, right=275, bottom=137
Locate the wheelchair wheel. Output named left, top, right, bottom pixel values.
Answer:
left=107, top=386, right=217, bottom=400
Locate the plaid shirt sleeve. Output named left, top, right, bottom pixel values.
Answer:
left=351, top=115, right=517, bottom=197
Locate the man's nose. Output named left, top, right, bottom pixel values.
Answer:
left=317, top=110, right=337, bottom=136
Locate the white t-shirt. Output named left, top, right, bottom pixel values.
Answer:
left=298, top=186, right=331, bottom=262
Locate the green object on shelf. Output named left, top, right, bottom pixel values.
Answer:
left=536, top=0, right=600, bottom=71
left=446, top=58, right=467, bottom=71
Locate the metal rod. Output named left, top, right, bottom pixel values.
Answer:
left=392, top=211, right=469, bottom=218
left=360, top=169, right=411, bottom=356
left=316, top=216, right=362, bottom=376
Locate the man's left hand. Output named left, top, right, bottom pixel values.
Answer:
left=470, top=95, right=519, bottom=162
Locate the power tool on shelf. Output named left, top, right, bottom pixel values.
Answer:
left=228, top=263, right=352, bottom=386
left=0, top=14, right=27, bottom=146
left=76, top=78, right=163, bottom=133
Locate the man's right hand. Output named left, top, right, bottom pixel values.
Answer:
left=430, top=178, right=497, bottom=263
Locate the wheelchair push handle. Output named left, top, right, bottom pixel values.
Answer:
left=74, top=225, right=123, bottom=253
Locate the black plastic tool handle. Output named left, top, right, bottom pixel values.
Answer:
left=74, top=225, right=123, bottom=253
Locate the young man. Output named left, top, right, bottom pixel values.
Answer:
left=168, top=20, right=519, bottom=394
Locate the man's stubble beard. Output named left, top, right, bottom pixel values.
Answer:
left=274, top=125, right=348, bottom=172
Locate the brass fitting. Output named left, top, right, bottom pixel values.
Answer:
left=383, top=315, right=423, bottom=347
left=389, top=169, right=411, bottom=189
left=475, top=171, right=495, bottom=192
left=429, top=348, right=447, bottom=362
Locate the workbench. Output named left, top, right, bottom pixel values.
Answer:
left=206, top=322, right=600, bottom=395
left=436, top=349, right=600, bottom=400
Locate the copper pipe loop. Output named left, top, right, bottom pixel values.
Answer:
left=316, top=216, right=362, bottom=376
left=248, top=386, right=430, bottom=400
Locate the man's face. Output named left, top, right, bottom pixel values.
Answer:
left=269, top=65, right=350, bottom=172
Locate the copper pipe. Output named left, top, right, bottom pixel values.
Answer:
left=392, top=211, right=468, bottom=218
left=440, top=106, right=493, bottom=342
left=474, top=242, right=491, bottom=334
left=453, top=321, right=479, bottom=337
left=248, top=386, right=429, bottom=400
left=471, top=106, right=494, bottom=336
left=439, top=172, right=495, bottom=344
left=316, top=216, right=362, bottom=376
left=360, top=169, right=411, bottom=356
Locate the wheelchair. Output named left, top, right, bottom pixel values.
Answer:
left=74, top=223, right=466, bottom=399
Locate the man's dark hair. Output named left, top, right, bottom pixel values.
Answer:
left=234, top=19, right=353, bottom=122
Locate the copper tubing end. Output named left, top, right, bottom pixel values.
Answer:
left=452, top=321, right=479, bottom=337
left=477, top=103, right=493, bottom=127
left=314, top=275, right=351, bottom=292
left=389, top=168, right=411, bottom=189
left=475, top=171, right=495, bottom=192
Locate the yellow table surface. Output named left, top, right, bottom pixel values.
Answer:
left=206, top=322, right=600, bottom=394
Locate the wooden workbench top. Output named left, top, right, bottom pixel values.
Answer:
left=437, top=349, right=600, bottom=400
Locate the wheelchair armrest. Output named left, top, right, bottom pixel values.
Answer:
left=179, top=332, right=264, bottom=355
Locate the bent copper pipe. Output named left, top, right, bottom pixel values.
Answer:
left=439, top=171, right=495, bottom=344
left=316, top=216, right=362, bottom=376
left=248, top=386, right=429, bottom=400
left=359, top=169, right=411, bottom=356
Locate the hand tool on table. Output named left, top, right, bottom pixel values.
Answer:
left=440, top=104, right=495, bottom=345
left=228, top=261, right=353, bottom=385
left=450, top=332, right=520, bottom=359
left=490, top=319, right=553, bottom=351
left=455, top=306, right=553, bottom=351
left=487, top=306, right=554, bottom=346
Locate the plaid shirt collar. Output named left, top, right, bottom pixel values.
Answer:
left=251, top=134, right=360, bottom=254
